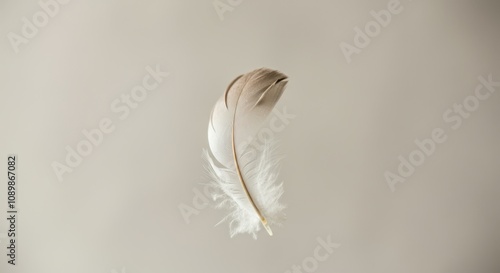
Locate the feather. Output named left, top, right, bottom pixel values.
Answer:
left=204, top=67, right=289, bottom=238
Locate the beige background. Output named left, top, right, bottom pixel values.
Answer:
left=1, top=0, right=500, bottom=272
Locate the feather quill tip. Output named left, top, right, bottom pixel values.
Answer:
left=262, top=220, right=273, bottom=236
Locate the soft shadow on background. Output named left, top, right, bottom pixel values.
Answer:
left=0, top=1, right=499, bottom=273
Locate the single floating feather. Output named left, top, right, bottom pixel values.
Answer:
left=204, top=68, right=288, bottom=238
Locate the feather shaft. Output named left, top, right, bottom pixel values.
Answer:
left=231, top=108, right=273, bottom=236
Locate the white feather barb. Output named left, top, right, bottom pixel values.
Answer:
left=204, top=68, right=288, bottom=238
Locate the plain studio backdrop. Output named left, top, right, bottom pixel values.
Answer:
left=1, top=0, right=500, bottom=272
